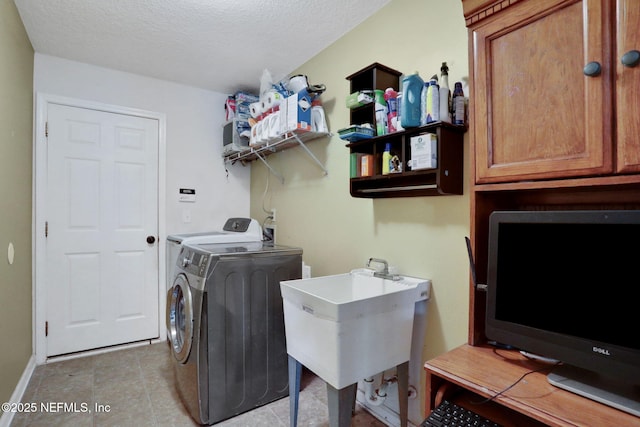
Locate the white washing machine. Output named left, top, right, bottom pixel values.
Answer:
left=165, top=217, right=263, bottom=291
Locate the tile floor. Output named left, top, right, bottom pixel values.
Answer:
left=11, top=341, right=387, bottom=427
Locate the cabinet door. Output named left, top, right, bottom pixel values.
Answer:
left=472, top=0, right=612, bottom=184
left=616, top=0, right=640, bottom=173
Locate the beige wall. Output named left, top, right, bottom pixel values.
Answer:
left=250, top=0, right=470, bottom=362
left=0, top=0, right=34, bottom=403
left=0, top=0, right=467, bottom=411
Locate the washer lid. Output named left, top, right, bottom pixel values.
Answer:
left=167, top=218, right=263, bottom=245
left=191, top=241, right=303, bottom=257
left=167, top=230, right=224, bottom=244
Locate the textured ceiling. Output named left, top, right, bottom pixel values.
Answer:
left=14, top=0, right=390, bottom=94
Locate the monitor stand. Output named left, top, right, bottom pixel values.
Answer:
left=548, top=364, right=640, bottom=417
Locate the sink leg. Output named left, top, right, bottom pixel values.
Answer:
left=288, top=355, right=302, bottom=427
left=397, top=361, right=409, bottom=427
left=327, top=382, right=357, bottom=427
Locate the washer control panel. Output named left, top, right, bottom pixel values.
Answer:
left=178, top=247, right=210, bottom=278
left=223, top=217, right=252, bottom=232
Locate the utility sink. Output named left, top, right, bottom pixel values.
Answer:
left=280, top=269, right=431, bottom=389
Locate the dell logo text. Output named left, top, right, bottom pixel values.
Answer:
left=592, top=346, right=611, bottom=356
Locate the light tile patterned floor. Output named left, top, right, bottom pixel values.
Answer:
left=10, top=342, right=387, bottom=426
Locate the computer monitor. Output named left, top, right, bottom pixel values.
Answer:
left=485, top=210, right=640, bottom=416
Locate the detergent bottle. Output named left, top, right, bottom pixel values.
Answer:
left=382, top=143, right=392, bottom=175
left=400, top=72, right=423, bottom=128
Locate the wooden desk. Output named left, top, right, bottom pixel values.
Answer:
left=424, top=345, right=640, bottom=427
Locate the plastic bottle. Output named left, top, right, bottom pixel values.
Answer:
left=439, top=62, right=451, bottom=123
left=382, top=143, right=391, bottom=175
left=374, top=89, right=388, bottom=136
left=420, top=80, right=429, bottom=125
left=311, top=99, right=328, bottom=133
left=384, top=88, right=398, bottom=133
left=453, top=82, right=465, bottom=125
left=396, top=91, right=404, bottom=131
left=400, top=72, right=424, bottom=128
left=426, top=78, right=440, bottom=123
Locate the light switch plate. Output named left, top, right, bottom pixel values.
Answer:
left=182, top=209, right=192, bottom=223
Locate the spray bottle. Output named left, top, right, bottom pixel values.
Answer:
left=439, top=62, right=451, bottom=123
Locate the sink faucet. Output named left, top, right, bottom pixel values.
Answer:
left=367, top=258, right=400, bottom=281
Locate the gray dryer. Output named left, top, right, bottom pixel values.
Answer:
left=167, top=240, right=302, bottom=425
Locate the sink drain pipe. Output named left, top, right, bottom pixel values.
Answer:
left=363, top=374, right=396, bottom=406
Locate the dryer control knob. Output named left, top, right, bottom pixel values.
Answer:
left=181, top=257, right=191, bottom=268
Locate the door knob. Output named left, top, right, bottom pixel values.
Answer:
left=583, top=61, right=601, bottom=77
left=146, top=235, right=156, bottom=244
left=621, top=50, right=640, bottom=68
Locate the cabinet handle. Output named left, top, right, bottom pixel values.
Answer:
left=621, top=50, right=640, bottom=68
left=583, top=61, right=601, bottom=77
left=146, top=235, right=156, bottom=244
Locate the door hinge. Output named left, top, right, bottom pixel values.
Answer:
left=45, top=121, right=48, bottom=138
left=45, top=321, right=48, bottom=337
left=45, top=221, right=48, bottom=238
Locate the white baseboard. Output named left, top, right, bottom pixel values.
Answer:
left=0, top=355, right=36, bottom=427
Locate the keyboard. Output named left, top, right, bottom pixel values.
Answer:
left=421, top=400, right=502, bottom=427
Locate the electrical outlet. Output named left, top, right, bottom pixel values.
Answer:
left=265, top=224, right=276, bottom=243
left=271, top=208, right=276, bottom=222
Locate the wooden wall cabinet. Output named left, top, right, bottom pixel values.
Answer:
left=465, top=0, right=640, bottom=343
left=470, top=0, right=639, bottom=184
left=616, top=0, right=640, bottom=173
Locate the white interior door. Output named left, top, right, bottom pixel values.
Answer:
left=45, top=103, right=160, bottom=356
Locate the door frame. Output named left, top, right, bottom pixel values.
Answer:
left=33, top=93, right=167, bottom=364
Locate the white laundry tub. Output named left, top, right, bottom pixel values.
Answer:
left=280, top=269, right=430, bottom=389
